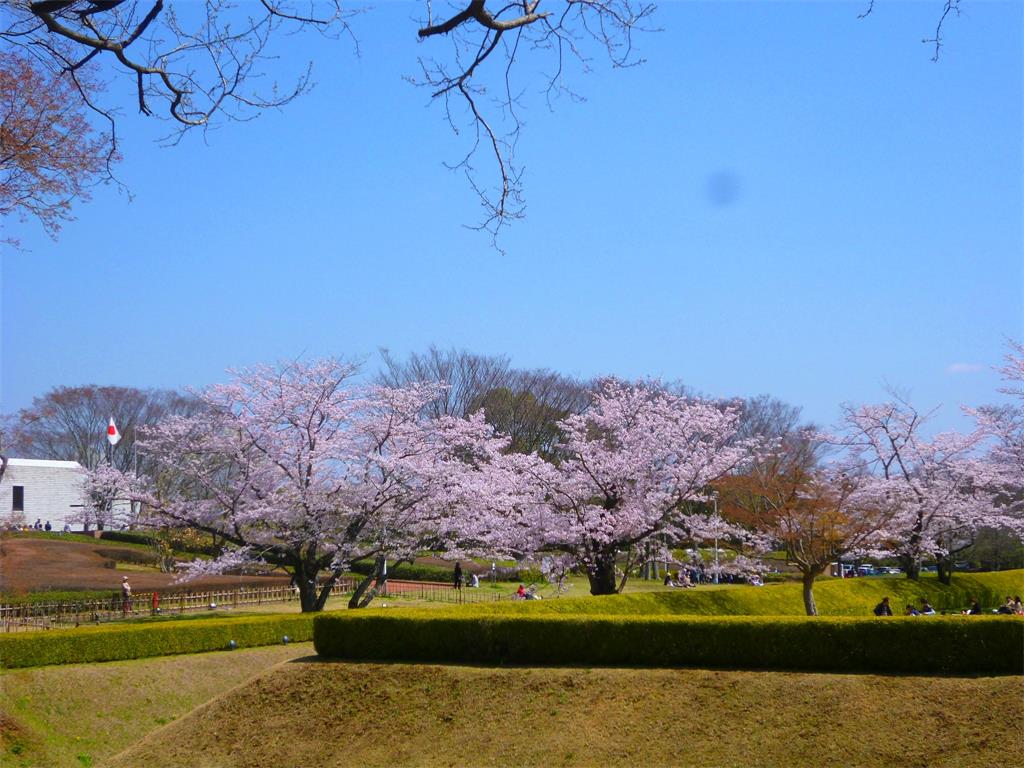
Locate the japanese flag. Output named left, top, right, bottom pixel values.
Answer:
left=106, top=417, right=121, bottom=446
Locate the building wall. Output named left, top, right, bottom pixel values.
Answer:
left=0, top=460, right=87, bottom=529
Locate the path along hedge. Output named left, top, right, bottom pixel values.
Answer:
left=0, top=614, right=313, bottom=669
left=314, top=612, right=1023, bottom=675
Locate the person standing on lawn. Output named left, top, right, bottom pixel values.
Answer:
left=120, top=576, right=132, bottom=616
left=453, top=562, right=463, bottom=590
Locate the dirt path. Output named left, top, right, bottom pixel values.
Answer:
left=0, top=537, right=288, bottom=594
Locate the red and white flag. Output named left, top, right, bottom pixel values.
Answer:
left=106, top=417, right=121, bottom=446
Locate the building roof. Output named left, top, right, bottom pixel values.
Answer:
left=2, top=458, right=84, bottom=470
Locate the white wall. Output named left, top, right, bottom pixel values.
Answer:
left=0, top=459, right=87, bottom=530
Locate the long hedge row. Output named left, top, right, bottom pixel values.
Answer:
left=0, top=614, right=313, bottom=669
left=314, top=612, right=1023, bottom=675
left=456, top=570, right=1024, bottom=618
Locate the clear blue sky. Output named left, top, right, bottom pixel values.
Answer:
left=1, top=1, right=1021, bottom=432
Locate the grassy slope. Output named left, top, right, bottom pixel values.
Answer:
left=457, top=571, right=1024, bottom=617
left=108, top=660, right=1024, bottom=768
left=0, top=643, right=313, bottom=768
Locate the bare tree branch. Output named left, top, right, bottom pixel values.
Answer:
left=413, top=0, right=656, bottom=239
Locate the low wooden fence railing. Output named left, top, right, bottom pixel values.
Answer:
left=378, top=580, right=514, bottom=605
left=0, top=580, right=355, bottom=633
left=0, top=578, right=523, bottom=632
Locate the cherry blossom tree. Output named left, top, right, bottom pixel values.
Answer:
left=974, top=342, right=1024, bottom=505
left=91, top=359, right=510, bottom=611
left=513, top=380, right=754, bottom=596
left=836, top=397, right=1010, bottom=583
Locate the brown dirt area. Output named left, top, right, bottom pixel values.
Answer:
left=108, top=661, right=1024, bottom=768
left=0, top=537, right=288, bottom=594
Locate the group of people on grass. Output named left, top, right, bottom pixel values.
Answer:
left=8, top=519, right=72, bottom=533
left=451, top=562, right=480, bottom=589
left=662, top=569, right=763, bottom=588
left=873, top=595, right=1024, bottom=616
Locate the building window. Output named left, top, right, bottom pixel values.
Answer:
left=12, top=486, right=24, bottom=512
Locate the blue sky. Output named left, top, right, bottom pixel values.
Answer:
left=1, top=1, right=1021, bottom=433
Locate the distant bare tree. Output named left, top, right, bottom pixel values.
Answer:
left=5, top=384, right=202, bottom=474
left=380, top=346, right=514, bottom=419
left=379, top=346, right=588, bottom=455
left=734, top=395, right=806, bottom=445
left=471, top=368, right=590, bottom=456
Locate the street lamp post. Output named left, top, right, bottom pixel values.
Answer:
left=712, top=496, right=720, bottom=585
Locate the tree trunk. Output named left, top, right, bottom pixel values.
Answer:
left=347, top=556, right=404, bottom=609
left=291, top=555, right=323, bottom=612
left=314, top=572, right=340, bottom=611
left=801, top=571, right=818, bottom=617
left=348, top=572, right=375, bottom=609
left=588, top=552, right=619, bottom=596
left=296, top=572, right=320, bottom=612
left=936, top=558, right=953, bottom=586
left=900, top=554, right=921, bottom=581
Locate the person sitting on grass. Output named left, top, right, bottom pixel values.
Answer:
left=516, top=584, right=527, bottom=599
left=996, top=596, right=1016, bottom=615
left=919, top=599, right=936, bottom=615
left=962, top=597, right=983, bottom=615
left=1013, top=596, right=1024, bottom=615
left=904, top=604, right=920, bottom=616
left=664, top=573, right=677, bottom=587
left=873, top=596, right=893, bottom=616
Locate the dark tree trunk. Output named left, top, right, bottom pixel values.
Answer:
left=314, top=572, right=340, bottom=610
left=296, top=572, right=320, bottom=612
left=801, top=571, right=818, bottom=617
left=900, top=554, right=921, bottom=581
left=936, top=558, right=953, bottom=586
left=588, top=551, right=618, bottom=596
left=348, top=556, right=403, bottom=609
left=348, top=572, right=374, bottom=609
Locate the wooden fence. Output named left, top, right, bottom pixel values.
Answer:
left=0, top=580, right=353, bottom=633
left=0, top=578, right=524, bottom=632
left=378, top=580, right=513, bottom=605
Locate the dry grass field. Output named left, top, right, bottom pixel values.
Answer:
left=103, top=658, right=1023, bottom=768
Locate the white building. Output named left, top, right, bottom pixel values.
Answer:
left=0, top=458, right=88, bottom=530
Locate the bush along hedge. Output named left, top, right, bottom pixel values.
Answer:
left=441, top=570, right=1024, bottom=618
left=349, top=560, right=454, bottom=583
left=314, top=612, right=1024, bottom=676
left=0, top=614, right=314, bottom=669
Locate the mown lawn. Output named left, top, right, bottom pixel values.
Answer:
left=106, top=659, right=1023, bottom=768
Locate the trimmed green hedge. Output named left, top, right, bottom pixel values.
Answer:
left=349, top=560, right=455, bottom=583
left=454, top=570, right=1024, bottom=618
left=314, top=612, right=1023, bottom=675
left=0, top=589, right=118, bottom=606
left=0, top=614, right=313, bottom=669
